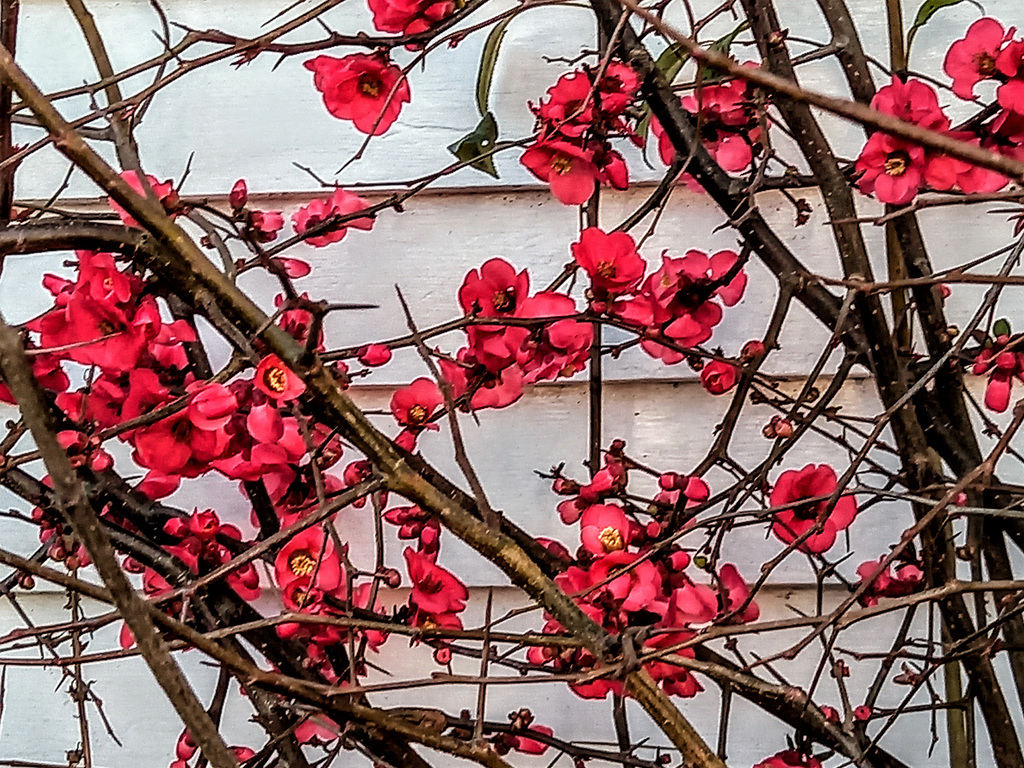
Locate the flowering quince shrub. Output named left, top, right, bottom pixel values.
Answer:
left=7, top=4, right=1024, bottom=768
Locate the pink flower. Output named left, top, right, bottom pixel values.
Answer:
left=770, top=464, right=858, bottom=554
left=520, top=139, right=599, bottom=205
left=404, top=548, right=468, bottom=615
left=254, top=354, right=306, bottom=402
left=291, top=188, right=374, bottom=248
left=304, top=53, right=411, bottom=135
left=391, top=377, right=444, bottom=430
left=250, top=210, right=286, bottom=243
left=699, top=360, right=738, bottom=395
left=580, top=504, right=630, bottom=554
left=571, top=227, right=646, bottom=298
left=944, top=18, right=1010, bottom=100
left=856, top=133, right=926, bottom=205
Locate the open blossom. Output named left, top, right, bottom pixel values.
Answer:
left=944, top=18, right=1010, bottom=100
left=856, top=133, right=926, bottom=205
left=516, top=292, right=592, bottom=383
left=404, top=548, right=468, bottom=615
left=291, top=188, right=374, bottom=247
left=304, top=53, right=410, bottom=135
left=571, top=227, right=646, bottom=299
left=997, top=40, right=1024, bottom=113
left=255, top=354, right=306, bottom=402
left=579, top=504, right=631, bottom=555
left=521, top=139, right=600, bottom=206
left=275, top=528, right=343, bottom=591
left=391, top=377, right=444, bottom=430
left=639, top=249, right=746, bottom=364
left=459, top=258, right=530, bottom=318
left=770, top=464, right=858, bottom=554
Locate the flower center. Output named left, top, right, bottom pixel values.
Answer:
left=492, top=289, right=516, bottom=313
left=288, top=550, right=317, bottom=577
left=595, top=261, right=617, bottom=279
left=598, top=526, right=624, bottom=552
left=976, top=52, right=997, bottom=77
left=262, top=365, right=289, bottom=394
left=407, top=404, right=429, bottom=424
left=884, top=151, right=910, bottom=177
left=358, top=73, right=382, bottom=97
left=551, top=154, right=574, bottom=175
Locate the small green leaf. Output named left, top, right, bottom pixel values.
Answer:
left=693, top=555, right=708, bottom=570
left=699, top=19, right=750, bottom=80
left=906, top=0, right=968, bottom=53
left=448, top=112, right=500, bottom=178
left=993, top=318, right=1012, bottom=338
left=476, top=16, right=513, bottom=117
left=656, top=41, right=690, bottom=84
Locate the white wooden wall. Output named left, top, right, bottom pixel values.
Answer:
left=2, top=0, right=1024, bottom=766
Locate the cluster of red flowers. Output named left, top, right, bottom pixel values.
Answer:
left=855, top=554, right=924, bottom=607
left=651, top=68, right=763, bottom=178
left=520, top=62, right=642, bottom=205
left=531, top=443, right=760, bottom=700
left=573, top=226, right=748, bottom=367
left=856, top=17, right=1024, bottom=207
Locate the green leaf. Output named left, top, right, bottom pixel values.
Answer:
left=994, top=318, right=1012, bottom=338
left=656, top=41, right=690, bottom=84
left=448, top=112, right=500, bottom=178
left=699, top=19, right=750, bottom=80
left=476, top=16, right=513, bottom=117
left=906, top=0, right=967, bottom=53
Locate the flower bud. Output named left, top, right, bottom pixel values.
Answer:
left=229, top=179, right=248, bottom=211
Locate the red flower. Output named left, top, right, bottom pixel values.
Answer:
left=391, top=377, right=444, bottom=430
left=367, top=0, right=454, bottom=37
left=254, top=354, right=306, bottom=402
left=579, top=504, right=630, bottom=555
left=871, top=77, right=949, bottom=131
left=571, top=227, right=646, bottom=298
left=304, top=53, right=411, bottom=135
left=754, top=750, right=823, bottom=768
left=404, top=548, right=468, bottom=615
left=459, top=258, right=530, bottom=318
left=532, top=71, right=597, bottom=137
left=275, top=528, right=343, bottom=591
left=717, top=563, right=760, bottom=623
left=520, top=139, right=599, bottom=206
left=997, top=40, right=1024, bottom=113
left=769, top=464, right=857, bottom=554
left=109, top=171, right=181, bottom=228
left=511, top=725, right=553, bottom=755
left=699, top=360, right=738, bottom=395
left=516, top=292, right=592, bottom=383
left=944, top=18, right=1010, bottom=100
left=291, top=188, right=374, bottom=248
left=856, top=133, right=926, bottom=205
left=357, top=343, right=393, bottom=366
